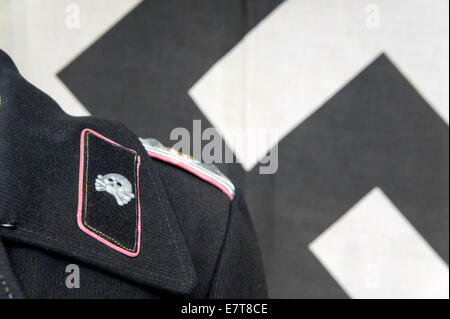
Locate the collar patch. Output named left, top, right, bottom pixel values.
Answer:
left=77, top=129, right=141, bottom=257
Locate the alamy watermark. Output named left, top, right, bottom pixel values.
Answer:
left=169, top=120, right=279, bottom=174
left=65, top=3, right=80, bottom=29
left=365, top=4, right=381, bottom=29
left=65, top=264, right=80, bottom=289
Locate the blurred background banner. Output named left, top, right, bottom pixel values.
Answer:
left=1, top=0, right=448, bottom=298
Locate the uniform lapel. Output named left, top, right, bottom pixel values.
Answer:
left=0, top=49, right=197, bottom=296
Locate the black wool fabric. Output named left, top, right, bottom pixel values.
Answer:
left=0, top=49, right=267, bottom=299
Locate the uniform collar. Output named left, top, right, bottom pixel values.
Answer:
left=0, top=50, right=197, bottom=296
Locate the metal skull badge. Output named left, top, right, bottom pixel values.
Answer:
left=95, top=173, right=135, bottom=206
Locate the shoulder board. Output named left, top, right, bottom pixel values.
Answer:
left=140, top=138, right=235, bottom=200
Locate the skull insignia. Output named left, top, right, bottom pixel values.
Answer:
left=95, top=173, right=135, bottom=206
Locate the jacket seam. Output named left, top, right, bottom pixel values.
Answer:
left=204, top=189, right=237, bottom=298
left=145, top=164, right=188, bottom=282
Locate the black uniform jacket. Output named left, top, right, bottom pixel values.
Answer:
left=0, top=49, right=267, bottom=299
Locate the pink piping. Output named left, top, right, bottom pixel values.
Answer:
left=146, top=150, right=234, bottom=200
left=77, top=128, right=141, bottom=257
